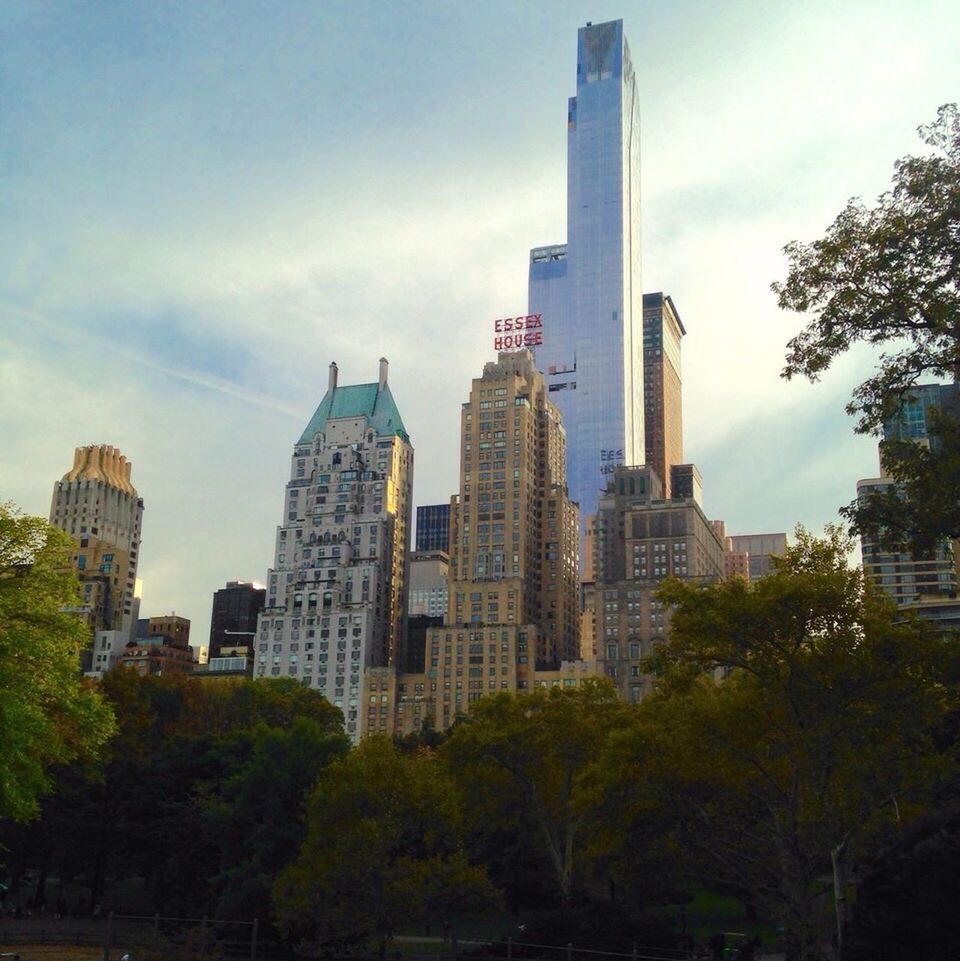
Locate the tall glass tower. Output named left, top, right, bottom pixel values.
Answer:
left=529, top=19, right=643, bottom=540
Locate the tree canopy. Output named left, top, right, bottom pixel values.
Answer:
left=641, top=529, right=959, bottom=960
left=442, top=680, right=630, bottom=906
left=773, top=104, right=960, bottom=548
left=0, top=504, right=116, bottom=821
left=274, top=737, right=497, bottom=957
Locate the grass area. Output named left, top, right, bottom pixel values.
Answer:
left=649, top=891, right=782, bottom=952
left=0, top=947, right=101, bottom=961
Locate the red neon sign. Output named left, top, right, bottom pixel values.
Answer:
left=493, top=314, right=543, bottom=351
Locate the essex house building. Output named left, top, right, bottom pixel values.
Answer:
left=383, top=350, right=580, bottom=736
left=255, top=359, right=413, bottom=742
left=49, top=444, right=144, bottom=674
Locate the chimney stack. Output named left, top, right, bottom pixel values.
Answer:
left=378, top=357, right=388, bottom=392
left=328, top=361, right=338, bottom=392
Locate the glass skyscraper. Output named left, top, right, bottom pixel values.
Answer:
left=529, top=19, right=643, bottom=538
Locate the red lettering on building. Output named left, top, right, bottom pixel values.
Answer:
left=493, top=314, right=544, bottom=352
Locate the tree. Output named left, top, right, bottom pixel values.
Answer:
left=773, top=104, right=960, bottom=548
left=442, top=681, right=630, bottom=906
left=2, top=671, right=347, bottom=916
left=641, top=529, right=958, bottom=961
left=273, top=737, right=497, bottom=957
left=203, top=716, right=349, bottom=923
left=0, top=504, right=115, bottom=821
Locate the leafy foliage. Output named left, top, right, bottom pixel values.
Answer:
left=274, top=737, right=498, bottom=955
left=0, top=504, right=116, bottom=821
left=442, top=681, right=630, bottom=905
left=642, top=528, right=959, bottom=959
left=773, top=104, right=960, bottom=548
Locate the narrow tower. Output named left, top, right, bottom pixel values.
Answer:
left=529, top=19, right=644, bottom=540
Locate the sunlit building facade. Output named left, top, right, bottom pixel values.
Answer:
left=49, top=444, right=144, bottom=675
left=255, top=359, right=413, bottom=742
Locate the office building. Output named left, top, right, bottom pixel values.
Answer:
left=727, top=532, right=788, bottom=580
left=882, top=383, right=959, bottom=446
left=643, top=293, right=685, bottom=498
left=529, top=19, right=644, bottom=538
left=858, top=476, right=958, bottom=606
left=408, top=550, right=449, bottom=620
left=255, top=359, right=413, bottom=741
left=592, top=465, right=725, bottom=701
left=858, top=383, right=960, bottom=628
left=415, top=504, right=451, bottom=553
left=209, top=580, right=266, bottom=665
left=119, top=614, right=194, bottom=676
left=49, top=445, right=144, bottom=673
left=388, top=349, right=581, bottom=735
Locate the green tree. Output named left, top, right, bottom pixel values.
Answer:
left=274, top=737, right=497, bottom=957
left=0, top=504, right=115, bottom=821
left=442, top=681, right=629, bottom=906
left=773, top=104, right=960, bottom=549
left=641, top=529, right=958, bottom=960
left=203, top=716, right=349, bottom=922
left=2, top=671, right=346, bottom=915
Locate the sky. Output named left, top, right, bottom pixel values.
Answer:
left=2, top=0, right=958, bottom=648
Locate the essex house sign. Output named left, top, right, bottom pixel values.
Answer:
left=493, top=313, right=543, bottom=351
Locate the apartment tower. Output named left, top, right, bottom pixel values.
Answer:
left=389, top=350, right=580, bottom=735
left=528, top=19, right=644, bottom=538
left=255, top=359, right=413, bottom=741
left=593, top=464, right=724, bottom=701
left=643, top=293, right=685, bottom=498
left=50, top=445, right=144, bottom=673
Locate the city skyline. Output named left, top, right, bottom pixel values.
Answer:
left=2, top=1, right=957, bottom=643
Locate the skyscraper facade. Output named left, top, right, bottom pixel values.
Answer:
left=254, top=359, right=413, bottom=741
left=209, top=580, right=266, bottom=663
left=529, top=19, right=643, bottom=537
left=387, top=350, right=581, bottom=735
left=859, top=382, right=959, bottom=618
left=592, top=465, right=725, bottom=701
left=49, top=445, right=144, bottom=673
left=415, top=503, right=450, bottom=552
left=643, top=293, right=685, bottom=497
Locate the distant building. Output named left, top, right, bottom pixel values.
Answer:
left=727, top=532, right=788, bottom=580
left=145, top=614, right=190, bottom=647
left=387, top=349, right=581, bottom=737
left=670, top=463, right=702, bottom=507
left=592, top=465, right=725, bottom=701
left=415, top=504, right=450, bottom=553
left=859, top=383, right=959, bottom=626
left=529, top=19, right=644, bottom=542
left=255, top=359, right=413, bottom=742
left=49, top=445, right=144, bottom=673
left=644, top=293, right=685, bottom=499
left=882, top=383, right=959, bottom=446
left=119, top=614, right=193, bottom=676
left=858, top=476, right=958, bottom=606
left=119, top=638, right=195, bottom=676
left=209, top=580, right=266, bottom=665
left=408, top=551, right=449, bottom=621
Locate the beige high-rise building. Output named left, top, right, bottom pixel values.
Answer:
left=643, top=293, right=685, bottom=499
left=387, top=350, right=580, bottom=735
left=593, top=464, right=724, bottom=701
left=255, top=359, right=413, bottom=743
left=49, top=445, right=144, bottom=672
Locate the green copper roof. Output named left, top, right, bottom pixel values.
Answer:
left=298, top=382, right=408, bottom=444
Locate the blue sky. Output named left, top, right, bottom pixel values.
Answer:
left=2, top=0, right=957, bottom=646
